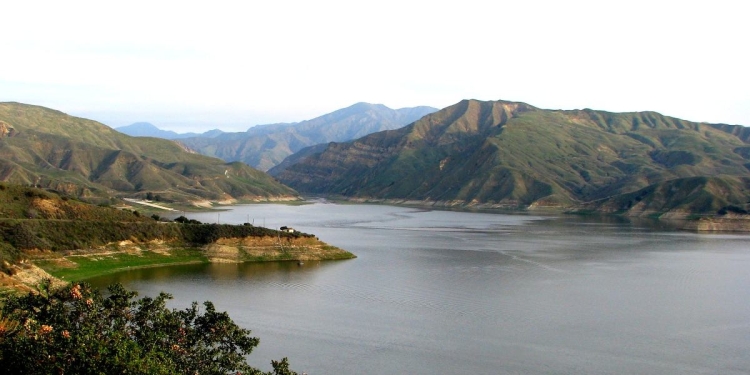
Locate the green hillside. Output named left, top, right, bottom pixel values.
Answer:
left=275, top=99, right=750, bottom=217
left=573, top=176, right=750, bottom=217
left=0, top=102, right=298, bottom=204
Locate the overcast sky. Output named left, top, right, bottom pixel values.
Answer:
left=2, top=0, right=748, bottom=132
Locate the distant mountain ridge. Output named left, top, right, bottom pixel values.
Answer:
left=0, top=102, right=297, bottom=204
left=116, top=122, right=224, bottom=139
left=273, top=99, right=750, bottom=217
left=176, top=102, right=438, bottom=171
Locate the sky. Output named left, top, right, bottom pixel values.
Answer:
left=2, top=0, right=748, bottom=133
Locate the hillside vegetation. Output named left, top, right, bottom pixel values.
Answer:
left=274, top=99, right=750, bottom=217
left=0, top=281, right=299, bottom=374
left=0, top=102, right=298, bottom=204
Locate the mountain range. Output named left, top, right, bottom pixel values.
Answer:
left=118, top=103, right=438, bottom=171
left=4, top=99, right=748, bottom=218
left=272, top=99, right=750, bottom=217
left=0, top=102, right=297, bottom=204
left=116, top=122, right=225, bottom=139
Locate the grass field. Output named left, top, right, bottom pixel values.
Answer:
left=34, top=248, right=209, bottom=281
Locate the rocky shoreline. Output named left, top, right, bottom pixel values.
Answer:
left=681, top=216, right=750, bottom=232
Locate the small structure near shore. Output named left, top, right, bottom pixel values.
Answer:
left=280, top=226, right=297, bottom=233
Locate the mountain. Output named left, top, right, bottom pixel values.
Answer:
left=0, top=102, right=298, bottom=204
left=272, top=99, right=750, bottom=217
left=573, top=176, right=750, bottom=217
left=269, top=143, right=330, bottom=177
left=115, top=122, right=224, bottom=139
left=177, top=102, right=438, bottom=171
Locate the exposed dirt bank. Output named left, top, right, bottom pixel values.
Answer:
left=681, top=216, right=750, bottom=232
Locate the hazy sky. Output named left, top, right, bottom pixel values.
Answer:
left=2, top=0, right=748, bottom=132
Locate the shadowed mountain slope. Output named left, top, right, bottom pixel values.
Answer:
left=0, top=102, right=297, bottom=204
left=177, top=102, right=438, bottom=171
left=273, top=99, right=750, bottom=216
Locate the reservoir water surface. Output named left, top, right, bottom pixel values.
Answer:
left=87, top=202, right=750, bottom=374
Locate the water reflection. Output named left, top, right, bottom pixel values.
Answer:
left=88, top=260, right=341, bottom=288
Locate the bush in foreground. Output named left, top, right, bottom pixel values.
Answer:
left=0, top=281, right=297, bottom=375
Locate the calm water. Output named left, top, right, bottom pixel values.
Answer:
left=88, top=202, right=750, bottom=374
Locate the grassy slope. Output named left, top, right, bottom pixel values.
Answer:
left=0, top=102, right=298, bottom=203
left=574, top=176, right=750, bottom=217
left=277, top=100, right=750, bottom=215
left=36, top=248, right=209, bottom=280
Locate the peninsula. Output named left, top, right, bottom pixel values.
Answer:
left=0, top=184, right=354, bottom=294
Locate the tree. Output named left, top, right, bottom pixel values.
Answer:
left=0, top=281, right=297, bottom=375
left=174, top=215, right=201, bottom=224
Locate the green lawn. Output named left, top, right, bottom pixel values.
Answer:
left=36, top=248, right=208, bottom=281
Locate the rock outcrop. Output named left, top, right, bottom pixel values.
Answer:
left=0, top=121, right=17, bottom=138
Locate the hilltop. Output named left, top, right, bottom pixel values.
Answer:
left=0, top=102, right=298, bottom=205
left=273, top=99, right=750, bottom=218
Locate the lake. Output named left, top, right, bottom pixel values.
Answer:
left=87, top=201, right=750, bottom=374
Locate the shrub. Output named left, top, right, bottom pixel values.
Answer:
left=0, top=220, right=314, bottom=261
left=718, top=205, right=749, bottom=215
left=0, top=281, right=297, bottom=375
left=174, top=216, right=202, bottom=225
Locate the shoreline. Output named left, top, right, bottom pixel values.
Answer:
left=178, top=196, right=750, bottom=234
left=317, top=196, right=750, bottom=233
left=3, top=236, right=355, bottom=294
